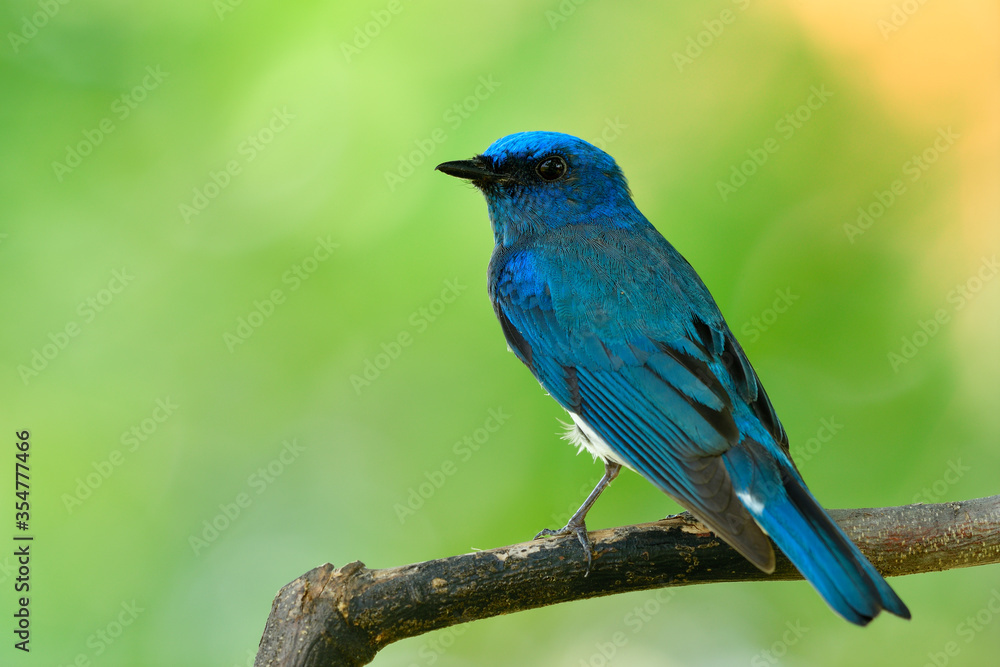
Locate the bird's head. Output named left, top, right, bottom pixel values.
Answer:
left=436, top=131, right=643, bottom=246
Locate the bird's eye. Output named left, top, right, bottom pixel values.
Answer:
left=535, top=156, right=567, bottom=181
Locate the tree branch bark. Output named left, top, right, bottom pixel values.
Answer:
left=254, top=494, right=1000, bottom=667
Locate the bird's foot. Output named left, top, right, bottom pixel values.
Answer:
left=533, top=460, right=620, bottom=577
left=535, top=520, right=594, bottom=575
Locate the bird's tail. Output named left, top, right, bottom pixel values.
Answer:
left=724, top=439, right=910, bottom=626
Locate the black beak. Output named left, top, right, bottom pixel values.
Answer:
left=435, top=156, right=497, bottom=182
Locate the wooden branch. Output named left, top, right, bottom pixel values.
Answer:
left=254, top=495, right=1000, bottom=667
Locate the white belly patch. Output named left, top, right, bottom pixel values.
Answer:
left=560, top=412, right=633, bottom=471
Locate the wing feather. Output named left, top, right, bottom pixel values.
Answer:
left=488, top=241, right=782, bottom=570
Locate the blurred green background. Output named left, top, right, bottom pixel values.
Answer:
left=2, top=1, right=998, bottom=665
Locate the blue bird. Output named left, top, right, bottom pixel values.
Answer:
left=436, top=131, right=910, bottom=625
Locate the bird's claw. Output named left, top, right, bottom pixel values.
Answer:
left=535, top=521, right=594, bottom=575
left=532, top=461, right=620, bottom=577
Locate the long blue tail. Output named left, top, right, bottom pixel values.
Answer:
left=724, top=439, right=910, bottom=626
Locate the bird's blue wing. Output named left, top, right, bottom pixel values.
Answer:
left=489, top=241, right=776, bottom=570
